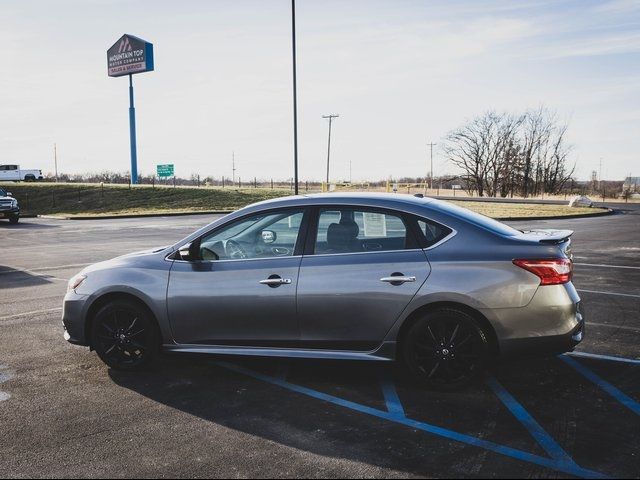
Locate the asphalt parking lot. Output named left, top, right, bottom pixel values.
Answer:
left=0, top=204, right=638, bottom=478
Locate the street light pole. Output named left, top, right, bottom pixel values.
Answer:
left=323, top=114, right=339, bottom=185
left=291, top=0, right=299, bottom=195
left=54, top=143, right=58, bottom=183
left=427, top=142, right=437, bottom=190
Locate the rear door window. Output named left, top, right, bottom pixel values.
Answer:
left=314, top=208, right=411, bottom=254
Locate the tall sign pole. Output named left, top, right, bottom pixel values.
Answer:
left=291, top=0, right=299, bottom=195
left=107, top=34, right=154, bottom=185
left=128, top=74, right=138, bottom=184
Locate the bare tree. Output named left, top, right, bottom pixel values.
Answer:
left=444, top=106, right=575, bottom=198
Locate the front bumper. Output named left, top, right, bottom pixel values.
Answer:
left=62, top=292, right=90, bottom=346
left=0, top=207, right=19, bottom=218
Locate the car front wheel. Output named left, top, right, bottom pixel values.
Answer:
left=402, top=308, right=490, bottom=390
left=91, top=299, right=159, bottom=371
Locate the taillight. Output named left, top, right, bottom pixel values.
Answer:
left=512, top=258, right=572, bottom=285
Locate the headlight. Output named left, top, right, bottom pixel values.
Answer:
left=11, top=199, right=18, bottom=207
left=68, top=274, right=87, bottom=292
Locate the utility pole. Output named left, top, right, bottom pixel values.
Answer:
left=427, top=142, right=437, bottom=190
left=291, top=0, right=299, bottom=195
left=349, top=159, right=352, bottom=184
left=599, top=157, right=603, bottom=191
left=53, top=143, right=58, bottom=183
left=232, top=151, right=236, bottom=185
left=323, top=114, right=339, bottom=185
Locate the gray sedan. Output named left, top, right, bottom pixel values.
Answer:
left=63, top=193, right=583, bottom=388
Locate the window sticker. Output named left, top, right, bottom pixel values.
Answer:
left=363, top=212, right=387, bottom=237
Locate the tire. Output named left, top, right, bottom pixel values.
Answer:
left=401, top=308, right=490, bottom=390
left=9, top=216, right=19, bottom=224
left=90, top=299, right=160, bottom=371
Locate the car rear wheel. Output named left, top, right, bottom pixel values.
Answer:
left=402, top=308, right=490, bottom=390
left=91, top=299, right=159, bottom=371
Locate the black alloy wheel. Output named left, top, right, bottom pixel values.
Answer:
left=403, top=308, right=490, bottom=390
left=91, top=299, right=159, bottom=371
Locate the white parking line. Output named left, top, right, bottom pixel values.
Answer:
left=587, top=322, right=640, bottom=333
left=575, top=263, right=640, bottom=270
left=0, top=307, right=62, bottom=322
left=0, top=263, right=88, bottom=276
left=577, top=289, right=640, bottom=299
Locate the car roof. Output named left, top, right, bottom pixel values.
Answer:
left=240, top=192, right=521, bottom=238
left=245, top=192, right=436, bottom=210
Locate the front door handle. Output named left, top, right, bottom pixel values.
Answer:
left=259, top=275, right=292, bottom=287
left=380, top=275, right=416, bottom=285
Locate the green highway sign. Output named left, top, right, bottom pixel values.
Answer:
left=157, top=164, right=174, bottom=177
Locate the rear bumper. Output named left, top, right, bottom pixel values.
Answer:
left=499, top=305, right=584, bottom=357
left=485, top=283, right=584, bottom=357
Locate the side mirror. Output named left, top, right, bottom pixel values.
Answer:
left=6, top=192, right=12, bottom=197
left=177, top=242, right=199, bottom=261
left=261, top=230, right=277, bottom=244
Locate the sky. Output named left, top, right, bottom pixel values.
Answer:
left=0, top=0, right=638, bottom=182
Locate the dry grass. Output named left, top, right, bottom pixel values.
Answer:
left=450, top=201, right=608, bottom=218
left=2, top=182, right=609, bottom=219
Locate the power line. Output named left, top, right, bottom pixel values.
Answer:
left=323, top=114, right=339, bottom=185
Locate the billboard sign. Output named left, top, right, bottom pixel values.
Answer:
left=107, top=34, right=154, bottom=77
left=157, top=164, right=174, bottom=177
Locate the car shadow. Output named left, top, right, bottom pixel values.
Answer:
left=0, top=221, right=59, bottom=229
left=0, top=266, right=56, bottom=289
left=107, top=353, right=639, bottom=477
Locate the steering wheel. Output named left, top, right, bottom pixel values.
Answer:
left=224, top=239, right=248, bottom=259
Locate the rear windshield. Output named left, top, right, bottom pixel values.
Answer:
left=431, top=200, right=522, bottom=237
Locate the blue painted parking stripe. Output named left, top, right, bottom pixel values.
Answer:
left=567, top=351, right=640, bottom=365
left=217, top=361, right=608, bottom=479
left=486, top=377, right=576, bottom=466
left=559, top=356, right=640, bottom=416
left=380, top=377, right=406, bottom=418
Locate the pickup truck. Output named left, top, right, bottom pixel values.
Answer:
left=0, top=164, right=43, bottom=182
left=0, top=187, right=19, bottom=224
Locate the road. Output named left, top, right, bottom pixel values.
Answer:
left=0, top=203, right=638, bottom=478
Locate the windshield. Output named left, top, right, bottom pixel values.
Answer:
left=0, top=188, right=6, bottom=197
left=431, top=200, right=522, bottom=237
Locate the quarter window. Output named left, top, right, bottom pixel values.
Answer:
left=314, top=208, right=410, bottom=254
left=416, top=218, right=452, bottom=247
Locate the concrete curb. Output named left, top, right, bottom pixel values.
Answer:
left=37, top=210, right=233, bottom=220
left=495, top=208, right=615, bottom=222
left=33, top=207, right=615, bottom=222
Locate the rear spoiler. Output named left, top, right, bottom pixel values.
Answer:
left=516, top=229, right=574, bottom=245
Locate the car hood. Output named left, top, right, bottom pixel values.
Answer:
left=81, top=246, right=170, bottom=274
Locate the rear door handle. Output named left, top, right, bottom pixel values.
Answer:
left=259, top=277, right=292, bottom=286
left=380, top=276, right=416, bottom=284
